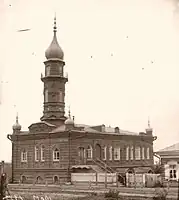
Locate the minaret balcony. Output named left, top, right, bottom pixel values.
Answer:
left=41, top=73, right=68, bottom=83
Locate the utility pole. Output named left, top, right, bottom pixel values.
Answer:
left=68, top=130, right=71, bottom=183
left=177, top=179, right=179, bottom=200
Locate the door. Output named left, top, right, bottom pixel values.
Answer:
left=95, top=144, right=102, bottom=159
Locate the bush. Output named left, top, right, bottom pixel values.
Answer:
left=153, top=188, right=168, bottom=200
left=105, top=189, right=120, bottom=199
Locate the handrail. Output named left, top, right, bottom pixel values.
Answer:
left=96, top=158, right=115, bottom=173
left=92, top=159, right=111, bottom=173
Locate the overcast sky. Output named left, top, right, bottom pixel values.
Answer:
left=0, top=0, right=179, bottom=162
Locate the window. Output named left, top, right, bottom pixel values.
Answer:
left=130, top=146, right=134, bottom=160
left=21, top=150, right=27, bottom=162
left=59, top=66, right=62, bottom=74
left=170, top=169, right=177, bottom=180
left=86, top=145, right=92, bottom=159
left=46, top=66, right=50, bottom=76
left=58, top=91, right=63, bottom=102
left=102, top=146, right=107, bottom=160
left=41, top=145, right=45, bottom=161
left=45, top=90, right=48, bottom=102
left=109, top=146, right=113, bottom=160
left=35, top=146, right=39, bottom=161
left=114, top=147, right=120, bottom=160
left=53, top=148, right=60, bottom=161
left=146, top=147, right=150, bottom=160
left=135, top=146, right=141, bottom=160
left=126, top=146, right=129, bottom=160
left=142, top=147, right=145, bottom=160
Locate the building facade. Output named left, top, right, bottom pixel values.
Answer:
left=7, top=17, right=157, bottom=185
left=156, top=143, right=179, bottom=185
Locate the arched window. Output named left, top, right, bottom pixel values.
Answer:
left=45, top=90, right=48, bottom=102
left=130, top=146, right=134, bottom=160
left=35, top=146, right=39, bottom=161
left=135, top=146, right=141, bottom=160
left=142, top=147, right=145, bottom=160
left=41, top=145, right=45, bottom=161
left=21, top=150, right=27, bottom=162
left=146, top=147, right=150, bottom=159
left=53, top=148, right=60, bottom=161
left=58, top=91, right=63, bottom=102
left=46, top=66, right=50, bottom=76
left=109, top=146, right=113, bottom=160
left=126, top=146, right=129, bottom=160
left=54, top=176, right=59, bottom=184
left=21, top=175, right=26, bottom=183
left=102, top=146, right=107, bottom=160
left=114, top=147, right=120, bottom=160
left=86, top=145, right=92, bottom=159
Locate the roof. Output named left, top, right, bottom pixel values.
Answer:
left=157, top=142, right=179, bottom=153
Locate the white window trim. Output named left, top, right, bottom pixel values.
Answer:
left=86, top=146, right=93, bottom=160
left=135, top=146, right=141, bottom=160
left=45, top=90, right=48, bottom=103
left=109, top=146, right=113, bottom=161
left=103, top=146, right=107, bottom=160
left=21, top=150, right=27, bottom=163
left=126, top=146, right=129, bottom=160
left=142, top=147, right=145, bottom=160
left=114, top=147, right=120, bottom=160
left=146, top=147, right=150, bottom=160
left=53, top=149, right=60, bottom=161
left=41, top=146, right=45, bottom=162
left=35, top=146, right=39, bottom=162
left=130, top=146, right=134, bottom=160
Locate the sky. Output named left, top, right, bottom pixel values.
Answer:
left=0, top=0, right=179, bottom=162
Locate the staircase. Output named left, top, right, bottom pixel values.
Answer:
left=92, top=158, right=115, bottom=173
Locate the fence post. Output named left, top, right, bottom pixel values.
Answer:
left=105, top=164, right=107, bottom=189
left=96, top=173, right=98, bottom=186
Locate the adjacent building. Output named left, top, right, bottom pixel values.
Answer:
left=7, top=17, right=157, bottom=185
left=156, top=143, right=179, bottom=185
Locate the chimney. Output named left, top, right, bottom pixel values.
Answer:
left=115, top=127, right=120, bottom=133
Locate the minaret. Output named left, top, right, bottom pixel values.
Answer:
left=145, top=117, right=153, bottom=135
left=40, top=16, right=68, bottom=126
left=12, top=113, right=21, bottom=134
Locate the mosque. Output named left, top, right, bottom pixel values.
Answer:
left=7, top=17, right=157, bottom=185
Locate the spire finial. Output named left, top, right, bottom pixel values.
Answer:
left=68, top=106, right=71, bottom=119
left=148, top=116, right=150, bottom=128
left=53, top=13, right=57, bottom=33
left=16, top=112, right=19, bottom=123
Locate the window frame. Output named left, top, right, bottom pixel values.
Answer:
left=53, top=148, right=60, bottom=161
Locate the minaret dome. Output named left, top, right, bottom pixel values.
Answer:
left=45, top=16, right=64, bottom=60
left=12, top=114, right=21, bottom=131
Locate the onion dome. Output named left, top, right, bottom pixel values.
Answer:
left=65, top=110, right=74, bottom=126
left=45, top=16, right=64, bottom=60
left=12, top=114, right=21, bottom=131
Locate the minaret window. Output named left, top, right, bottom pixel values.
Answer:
left=35, top=146, right=39, bottom=161
left=130, top=146, right=134, bottom=160
left=135, top=146, right=141, bottom=160
left=59, top=66, right=62, bottom=74
left=46, top=66, right=50, bottom=76
left=53, top=148, right=60, bottom=161
left=109, top=146, right=113, bottom=160
left=58, top=91, right=63, bottom=102
left=21, top=150, right=27, bottom=162
left=41, top=145, right=45, bottom=161
left=45, top=90, right=48, bottom=102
